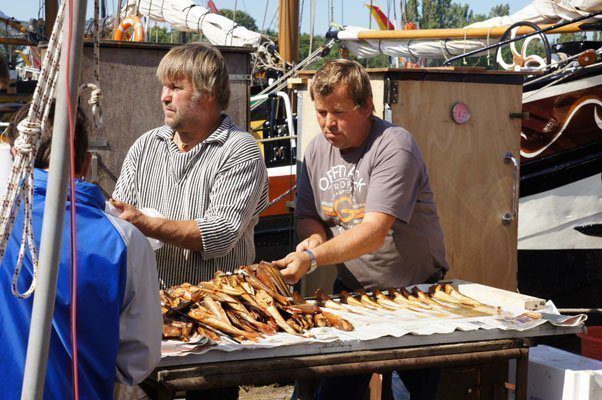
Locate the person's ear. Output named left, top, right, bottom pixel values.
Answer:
left=361, top=96, right=375, bottom=118
left=79, top=151, right=92, bottom=180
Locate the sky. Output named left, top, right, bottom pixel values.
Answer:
left=3, top=0, right=533, bottom=34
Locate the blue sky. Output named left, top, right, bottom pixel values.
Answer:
left=3, top=0, right=533, bottom=33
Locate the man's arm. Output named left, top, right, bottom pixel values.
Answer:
left=295, top=218, right=328, bottom=252
left=110, top=200, right=203, bottom=250
left=274, top=211, right=396, bottom=284
left=112, top=157, right=267, bottom=255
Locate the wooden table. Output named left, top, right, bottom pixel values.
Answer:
left=144, top=324, right=582, bottom=400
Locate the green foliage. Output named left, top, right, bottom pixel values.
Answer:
left=420, top=0, right=439, bottom=29
left=556, top=33, right=587, bottom=43
left=489, top=4, right=510, bottom=18
left=147, top=26, right=175, bottom=43
left=404, top=1, right=510, bottom=28
left=405, top=0, right=420, bottom=25
left=219, top=9, right=258, bottom=32
left=439, top=2, right=473, bottom=29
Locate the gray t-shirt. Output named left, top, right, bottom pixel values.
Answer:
left=296, top=117, right=448, bottom=290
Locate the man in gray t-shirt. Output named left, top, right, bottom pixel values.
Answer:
left=274, top=59, right=447, bottom=400
left=274, top=61, right=448, bottom=291
left=296, top=116, right=447, bottom=289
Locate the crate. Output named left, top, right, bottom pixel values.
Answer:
left=527, top=345, right=602, bottom=400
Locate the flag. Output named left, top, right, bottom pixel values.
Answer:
left=365, top=4, right=395, bottom=30
left=208, top=0, right=219, bottom=13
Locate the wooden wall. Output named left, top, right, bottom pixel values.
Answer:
left=390, top=74, right=522, bottom=291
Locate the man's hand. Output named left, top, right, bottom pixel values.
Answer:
left=272, top=252, right=312, bottom=285
left=295, top=235, right=324, bottom=252
left=110, top=199, right=148, bottom=230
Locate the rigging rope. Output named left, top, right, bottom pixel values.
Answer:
left=0, top=0, right=103, bottom=300
left=309, top=0, right=315, bottom=56
left=79, top=0, right=103, bottom=129
left=299, top=0, right=304, bottom=34
left=260, top=0, right=269, bottom=34
left=0, top=0, right=66, bottom=299
left=330, top=0, right=335, bottom=26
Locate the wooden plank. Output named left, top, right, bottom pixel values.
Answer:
left=454, top=280, right=546, bottom=310
left=157, top=348, right=527, bottom=392
left=157, top=339, right=528, bottom=380
left=390, top=79, right=522, bottom=291
left=352, top=22, right=587, bottom=40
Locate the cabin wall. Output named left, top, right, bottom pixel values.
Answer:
left=77, top=41, right=252, bottom=196
left=390, top=74, right=522, bottom=291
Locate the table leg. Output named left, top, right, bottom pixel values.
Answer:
left=380, top=372, right=392, bottom=400
left=514, top=349, right=529, bottom=400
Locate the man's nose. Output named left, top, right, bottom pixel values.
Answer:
left=161, top=87, right=172, bottom=103
left=325, top=113, right=337, bottom=128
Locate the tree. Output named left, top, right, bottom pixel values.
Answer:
left=405, top=0, right=420, bottom=26
left=404, top=2, right=510, bottom=28
left=420, top=0, right=440, bottom=29
left=147, top=26, right=175, bottom=43
left=440, top=3, right=473, bottom=28
left=219, top=9, right=258, bottom=32
left=489, top=4, right=510, bottom=18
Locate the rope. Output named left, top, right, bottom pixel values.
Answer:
left=486, top=26, right=493, bottom=66
left=330, top=0, right=334, bottom=26
left=269, top=184, right=297, bottom=208
left=0, top=0, right=66, bottom=299
left=260, top=0, right=269, bottom=34
left=439, top=40, right=450, bottom=61
left=462, top=30, right=468, bottom=65
left=299, top=0, right=304, bottom=34
left=90, top=0, right=103, bottom=128
left=309, top=0, right=315, bottom=56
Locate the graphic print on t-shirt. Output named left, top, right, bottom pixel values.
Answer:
left=319, top=164, right=366, bottom=228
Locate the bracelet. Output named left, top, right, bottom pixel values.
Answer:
left=303, top=249, right=318, bottom=274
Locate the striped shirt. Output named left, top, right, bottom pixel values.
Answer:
left=113, top=115, right=269, bottom=286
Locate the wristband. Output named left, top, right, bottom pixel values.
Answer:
left=303, top=250, right=318, bottom=274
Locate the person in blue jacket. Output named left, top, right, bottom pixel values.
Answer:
left=0, top=103, right=163, bottom=399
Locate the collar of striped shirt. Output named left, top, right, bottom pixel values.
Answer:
left=153, top=114, right=233, bottom=145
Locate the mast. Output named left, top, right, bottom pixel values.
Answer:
left=278, top=0, right=299, bottom=66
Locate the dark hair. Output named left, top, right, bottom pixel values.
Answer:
left=8, top=102, right=89, bottom=172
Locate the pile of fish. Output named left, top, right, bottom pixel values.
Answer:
left=161, top=262, right=354, bottom=343
left=161, top=260, right=500, bottom=343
